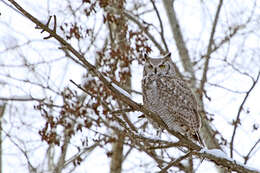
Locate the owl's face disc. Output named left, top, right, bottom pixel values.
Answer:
left=143, top=53, right=176, bottom=77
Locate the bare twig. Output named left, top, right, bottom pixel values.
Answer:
left=199, top=0, right=223, bottom=99
left=63, top=143, right=98, bottom=168
left=230, top=71, right=260, bottom=158
left=2, top=129, right=37, bottom=172
left=122, top=10, right=166, bottom=54
left=0, top=96, right=44, bottom=102
left=224, top=59, right=255, bottom=81
left=207, top=82, right=247, bottom=94
left=210, top=25, right=244, bottom=55
left=150, top=0, right=168, bottom=52
left=244, top=138, right=260, bottom=164
left=0, top=0, right=23, bottom=15
left=0, top=74, right=59, bottom=94
left=159, top=152, right=192, bottom=173
left=111, top=109, right=135, bottom=114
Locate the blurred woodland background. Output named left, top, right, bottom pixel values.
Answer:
left=0, top=0, right=260, bottom=172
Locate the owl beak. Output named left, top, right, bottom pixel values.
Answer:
left=154, top=68, right=157, bottom=74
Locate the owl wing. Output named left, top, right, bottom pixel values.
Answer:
left=159, top=76, right=201, bottom=130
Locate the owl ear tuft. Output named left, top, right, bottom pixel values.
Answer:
left=164, top=52, right=171, bottom=59
left=144, top=54, right=149, bottom=61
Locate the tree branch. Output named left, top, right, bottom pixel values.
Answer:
left=122, top=10, right=166, bottom=54
left=230, top=71, right=260, bottom=158
left=150, top=0, right=169, bottom=52
left=159, top=152, right=192, bottom=173
left=0, top=96, right=44, bottom=102
left=244, top=138, right=260, bottom=164
left=162, top=0, right=195, bottom=82
left=199, top=0, right=223, bottom=98
left=194, top=149, right=259, bottom=173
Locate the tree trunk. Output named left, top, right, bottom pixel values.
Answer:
left=0, top=104, right=6, bottom=173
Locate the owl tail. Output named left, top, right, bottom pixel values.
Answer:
left=194, top=132, right=205, bottom=147
left=194, top=132, right=206, bottom=167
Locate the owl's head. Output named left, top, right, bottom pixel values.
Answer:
left=143, top=53, right=176, bottom=77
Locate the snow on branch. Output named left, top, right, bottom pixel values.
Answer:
left=111, top=82, right=132, bottom=99
left=194, top=149, right=260, bottom=173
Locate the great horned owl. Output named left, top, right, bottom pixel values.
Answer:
left=142, top=53, right=203, bottom=145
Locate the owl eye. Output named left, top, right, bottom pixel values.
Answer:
left=148, top=65, right=153, bottom=69
left=159, top=64, right=166, bottom=69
